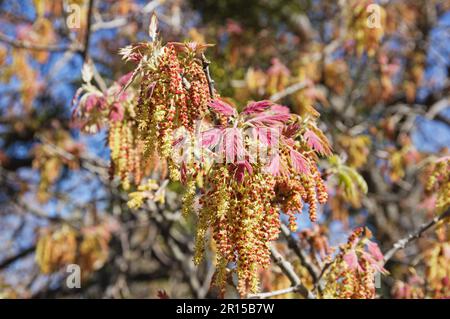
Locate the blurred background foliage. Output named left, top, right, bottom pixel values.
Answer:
left=0, top=0, right=449, bottom=298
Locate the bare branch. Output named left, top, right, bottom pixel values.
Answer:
left=81, top=0, right=95, bottom=62
left=252, top=245, right=316, bottom=299
left=383, top=209, right=450, bottom=263
left=0, top=32, right=81, bottom=52
left=280, top=223, right=320, bottom=282
left=201, top=53, right=215, bottom=99
left=270, top=81, right=308, bottom=102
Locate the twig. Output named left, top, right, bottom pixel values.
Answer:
left=81, top=0, right=95, bottom=62
left=88, top=57, right=108, bottom=92
left=280, top=224, right=320, bottom=282
left=248, top=286, right=299, bottom=299
left=269, top=81, right=308, bottom=102
left=252, top=245, right=316, bottom=299
left=383, top=209, right=450, bottom=263
left=0, top=32, right=81, bottom=52
left=0, top=245, right=36, bottom=270
left=201, top=53, right=215, bottom=99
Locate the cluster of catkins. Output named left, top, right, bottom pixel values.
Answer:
left=425, top=157, right=450, bottom=213
left=73, top=19, right=332, bottom=296
left=192, top=99, right=331, bottom=295
left=73, top=63, right=155, bottom=190
left=35, top=224, right=111, bottom=277
left=346, top=0, right=385, bottom=57
left=320, top=227, right=387, bottom=299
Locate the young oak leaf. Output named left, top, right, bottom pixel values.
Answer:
left=290, top=149, right=310, bottom=174
left=234, top=160, right=253, bottom=183
left=367, top=241, right=384, bottom=262
left=208, top=99, right=237, bottom=117
left=242, top=100, right=272, bottom=115
left=304, top=129, right=331, bottom=156
left=201, top=128, right=222, bottom=148
left=265, top=153, right=281, bottom=176
left=222, top=127, right=244, bottom=163
left=253, top=127, right=280, bottom=147
left=246, top=112, right=291, bottom=127
left=343, top=250, right=363, bottom=272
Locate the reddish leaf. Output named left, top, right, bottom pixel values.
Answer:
left=157, top=290, right=169, bottom=299
left=242, top=100, right=272, bottom=115
left=109, top=102, right=124, bottom=122
left=222, top=128, right=244, bottom=163
left=283, top=123, right=300, bottom=138
left=266, top=153, right=280, bottom=176
left=304, top=130, right=326, bottom=154
left=290, top=149, right=310, bottom=174
left=208, top=99, right=237, bottom=117
left=247, top=113, right=290, bottom=127
left=367, top=241, right=384, bottom=262
left=201, top=128, right=222, bottom=148
left=343, top=250, right=360, bottom=271
left=234, top=160, right=253, bottom=183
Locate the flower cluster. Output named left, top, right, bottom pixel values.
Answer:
left=35, top=223, right=113, bottom=277
left=423, top=225, right=450, bottom=298
left=121, top=40, right=211, bottom=180
left=392, top=225, right=450, bottom=299
left=32, top=129, right=82, bottom=203
left=187, top=99, right=330, bottom=295
left=425, top=157, right=450, bottom=213
left=391, top=269, right=425, bottom=299
left=320, top=227, right=387, bottom=299
left=346, top=0, right=385, bottom=57
left=35, top=224, right=77, bottom=274
left=73, top=18, right=332, bottom=296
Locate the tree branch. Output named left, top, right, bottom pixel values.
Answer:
left=383, top=209, right=450, bottom=263
left=0, top=245, right=35, bottom=270
left=249, top=245, right=315, bottom=299
left=270, top=81, right=308, bottom=102
left=201, top=53, right=215, bottom=99
left=81, top=0, right=95, bottom=62
left=280, top=224, right=320, bottom=282
left=0, top=32, right=81, bottom=52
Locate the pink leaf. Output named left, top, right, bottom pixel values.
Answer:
left=201, top=128, right=222, bottom=148
left=109, top=102, right=124, bottom=122
left=247, top=113, right=291, bottom=127
left=85, top=95, right=98, bottom=112
left=304, top=130, right=325, bottom=154
left=254, top=127, right=280, bottom=147
left=208, top=99, right=237, bottom=117
left=243, top=100, right=272, bottom=114
left=222, top=128, right=244, bottom=163
left=343, top=250, right=360, bottom=271
left=84, top=94, right=106, bottom=112
left=266, top=153, right=280, bottom=176
left=367, top=241, right=384, bottom=262
left=118, top=72, right=133, bottom=87
left=269, top=104, right=290, bottom=114
left=362, top=252, right=388, bottom=274
left=290, top=149, right=310, bottom=174
left=234, top=160, right=253, bottom=183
